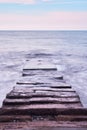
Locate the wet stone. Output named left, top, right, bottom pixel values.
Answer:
left=14, top=84, right=72, bottom=89
left=14, top=86, right=75, bottom=92
left=6, top=91, right=79, bottom=99
left=55, top=115, right=87, bottom=122
left=1, top=107, right=87, bottom=116
left=16, top=80, right=71, bottom=89
left=17, top=76, right=64, bottom=86
left=3, top=97, right=81, bottom=106
left=12, top=89, right=34, bottom=93
left=22, top=70, right=63, bottom=80
left=23, top=59, right=57, bottom=71
left=2, top=103, right=83, bottom=113
left=0, top=115, right=32, bottom=122
left=35, top=91, right=78, bottom=97
left=0, top=56, right=86, bottom=127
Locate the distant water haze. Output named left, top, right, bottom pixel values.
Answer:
left=0, top=31, right=87, bottom=107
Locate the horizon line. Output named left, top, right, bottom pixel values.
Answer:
left=0, top=29, right=87, bottom=31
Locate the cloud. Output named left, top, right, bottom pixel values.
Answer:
left=0, top=0, right=87, bottom=4
left=0, top=11, right=87, bottom=30
left=0, top=0, right=35, bottom=4
left=42, top=0, right=87, bottom=4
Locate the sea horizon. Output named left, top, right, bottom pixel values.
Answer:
left=0, top=30, right=87, bottom=31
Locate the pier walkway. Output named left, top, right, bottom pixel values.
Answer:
left=0, top=53, right=87, bottom=129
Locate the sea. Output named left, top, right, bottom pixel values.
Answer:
left=0, top=30, right=87, bottom=107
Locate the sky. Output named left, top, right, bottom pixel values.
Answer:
left=0, top=0, right=87, bottom=30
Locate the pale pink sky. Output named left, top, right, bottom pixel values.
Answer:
left=0, top=0, right=87, bottom=30
left=0, top=12, right=87, bottom=30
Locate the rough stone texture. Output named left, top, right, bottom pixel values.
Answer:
left=2, top=104, right=83, bottom=114
left=16, top=76, right=65, bottom=86
left=0, top=115, right=32, bottom=122
left=22, top=70, right=63, bottom=80
left=0, top=56, right=87, bottom=128
left=3, top=97, right=81, bottom=106
left=0, top=121, right=87, bottom=129
left=16, top=82, right=72, bottom=88
left=1, top=107, right=87, bottom=116
left=13, top=86, right=75, bottom=92
left=6, top=91, right=80, bottom=99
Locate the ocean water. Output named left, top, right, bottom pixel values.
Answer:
left=0, top=31, right=87, bottom=107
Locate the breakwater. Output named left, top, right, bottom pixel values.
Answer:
left=0, top=53, right=87, bottom=129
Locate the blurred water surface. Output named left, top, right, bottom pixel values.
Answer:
left=0, top=31, right=87, bottom=107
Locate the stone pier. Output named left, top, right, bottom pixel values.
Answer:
left=0, top=54, right=87, bottom=129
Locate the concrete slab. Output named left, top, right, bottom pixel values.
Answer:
left=23, top=59, right=57, bottom=71
left=22, top=70, right=63, bottom=80
left=3, top=97, right=81, bottom=106
left=0, top=121, right=87, bottom=129
left=6, top=91, right=80, bottom=99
